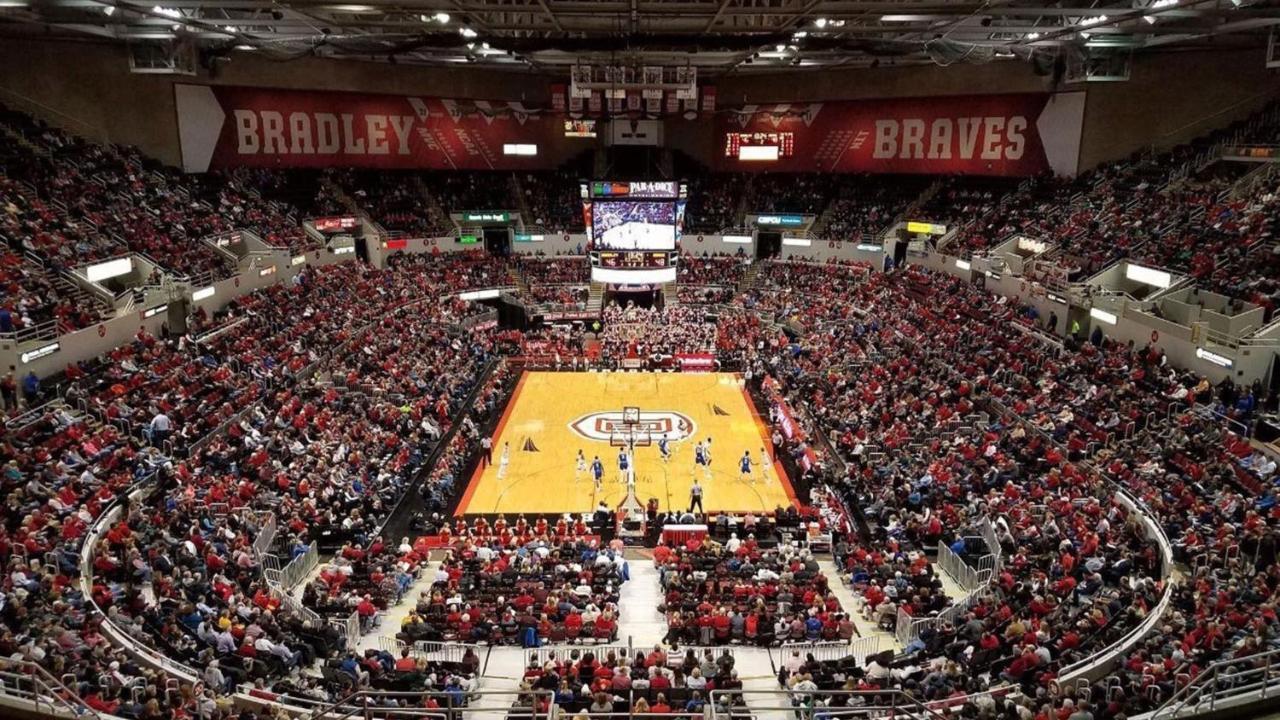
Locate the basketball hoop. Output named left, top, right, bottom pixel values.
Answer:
left=612, top=406, right=648, bottom=540
left=611, top=406, right=652, bottom=448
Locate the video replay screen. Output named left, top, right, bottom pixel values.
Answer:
left=590, top=201, right=677, bottom=251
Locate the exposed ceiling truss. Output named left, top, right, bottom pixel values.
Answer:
left=1, top=0, right=1277, bottom=74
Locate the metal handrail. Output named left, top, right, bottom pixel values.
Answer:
left=1145, top=646, right=1280, bottom=719
left=0, top=317, right=58, bottom=342
left=305, top=688, right=552, bottom=720
left=708, top=688, right=952, bottom=720
left=0, top=659, right=106, bottom=719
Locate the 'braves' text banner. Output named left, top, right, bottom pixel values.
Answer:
left=175, top=84, right=562, bottom=172
left=715, top=92, right=1085, bottom=176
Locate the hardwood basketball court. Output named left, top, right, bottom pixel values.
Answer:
left=455, top=371, right=796, bottom=516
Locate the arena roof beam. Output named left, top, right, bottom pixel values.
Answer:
left=4, top=0, right=1279, bottom=70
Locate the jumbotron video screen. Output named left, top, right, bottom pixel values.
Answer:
left=591, top=201, right=676, bottom=250
left=582, top=180, right=687, bottom=251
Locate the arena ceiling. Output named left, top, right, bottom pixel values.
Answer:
left=2, top=0, right=1278, bottom=73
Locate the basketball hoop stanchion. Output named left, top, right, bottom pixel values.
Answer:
left=611, top=406, right=650, bottom=543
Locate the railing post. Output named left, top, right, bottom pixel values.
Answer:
left=1264, top=653, right=1272, bottom=699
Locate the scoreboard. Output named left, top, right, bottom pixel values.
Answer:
left=597, top=251, right=670, bottom=269
left=724, top=131, right=794, bottom=160
left=583, top=178, right=685, bottom=284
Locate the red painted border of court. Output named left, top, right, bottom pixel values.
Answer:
left=737, top=373, right=799, bottom=506
left=455, top=371, right=529, bottom=516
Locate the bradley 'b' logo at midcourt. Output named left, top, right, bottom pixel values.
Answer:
left=568, top=411, right=697, bottom=443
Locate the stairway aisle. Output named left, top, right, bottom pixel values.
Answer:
left=615, top=553, right=668, bottom=649
left=817, top=558, right=901, bottom=653
left=353, top=558, right=439, bottom=654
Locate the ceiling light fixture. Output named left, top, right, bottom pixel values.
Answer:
left=814, top=17, right=827, bottom=28
left=102, top=4, right=115, bottom=15
left=459, top=26, right=477, bottom=38
left=434, top=12, right=449, bottom=23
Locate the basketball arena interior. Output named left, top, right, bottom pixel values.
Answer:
left=4, top=3, right=1280, bottom=720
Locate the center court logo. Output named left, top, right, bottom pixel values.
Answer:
left=568, top=411, right=696, bottom=443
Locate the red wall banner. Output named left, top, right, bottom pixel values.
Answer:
left=713, top=92, right=1085, bottom=176
left=175, top=84, right=563, bottom=172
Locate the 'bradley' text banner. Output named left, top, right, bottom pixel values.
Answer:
left=175, top=84, right=562, bottom=172
left=715, top=92, right=1085, bottom=176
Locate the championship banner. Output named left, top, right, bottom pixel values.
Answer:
left=715, top=92, right=1085, bottom=176
left=175, top=84, right=561, bottom=172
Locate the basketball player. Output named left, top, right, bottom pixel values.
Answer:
left=759, top=447, right=770, bottom=476
left=576, top=449, right=587, bottom=480
left=658, top=434, right=671, bottom=463
left=617, top=447, right=631, bottom=485
left=693, top=441, right=709, bottom=479
left=497, top=441, right=511, bottom=479
left=740, top=450, right=753, bottom=482
left=591, top=455, right=604, bottom=491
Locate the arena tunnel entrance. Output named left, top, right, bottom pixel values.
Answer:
left=756, top=231, right=781, bottom=259
left=483, top=227, right=511, bottom=256
left=892, top=239, right=909, bottom=269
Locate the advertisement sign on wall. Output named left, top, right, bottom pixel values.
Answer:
left=175, top=84, right=562, bottom=172
left=716, top=92, right=1085, bottom=176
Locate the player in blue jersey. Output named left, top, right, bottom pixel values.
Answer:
left=617, top=448, right=631, bottom=484
left=591, top=456, right=604, bottom=491
left=658, top=434, right=671, bottom=462
left=739, top=450, right=753, bottom=481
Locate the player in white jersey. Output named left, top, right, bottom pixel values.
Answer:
left=759, top=447, right=770, bottom=477
left=694, top=441, right=712, bottom=480
left=576, top=449, right=587, bottom=480
left=497, top=441, right=511, bottom=478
